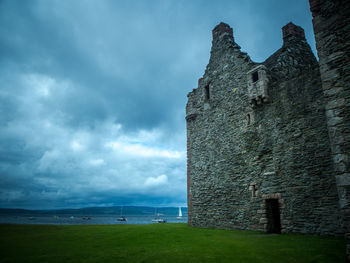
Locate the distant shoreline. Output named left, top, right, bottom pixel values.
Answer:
left=0, top=214, right=188, bottom=225
left=0, top=206, right=188, bottom=217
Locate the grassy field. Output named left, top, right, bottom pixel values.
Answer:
left=0, top=223, right=345, bottom=263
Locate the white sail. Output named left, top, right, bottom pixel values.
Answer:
left=178, top=207, right=182, bottom=217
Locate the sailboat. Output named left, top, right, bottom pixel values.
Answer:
left=152, top=207, right=166, bottom=223
left=117, top=206, right=127, bottom=222
left=177, top=207, right=183, bottom=220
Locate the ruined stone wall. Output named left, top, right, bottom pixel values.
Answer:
left=186, top=22, right=342, bottom=235
left=309, top=0, right=350, bottom=258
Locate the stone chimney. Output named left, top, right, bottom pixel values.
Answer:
left=282, top=22, right=306, bottom=44
left=212, top=22, right=234, bottom=41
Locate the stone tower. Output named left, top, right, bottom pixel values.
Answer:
left=309, top=0, right=350, bottom=260
left=186, top=21, right=343, bottom=235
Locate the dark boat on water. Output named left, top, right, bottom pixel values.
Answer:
left=117, top=216, right=127, bottom=222
left=117, top=207, right=127, bottom=221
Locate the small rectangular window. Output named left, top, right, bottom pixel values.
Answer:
left=205, top=85, right=210, bottom=101
left=252, top=71, right=259, bottom=82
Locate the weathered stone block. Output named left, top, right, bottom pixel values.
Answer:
left=259, top=218, right=268, bottom=224
left=336, top=174, right=350, bottom=187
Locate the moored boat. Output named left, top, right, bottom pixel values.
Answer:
left=117, top=216, right=127, bottom=222
left=117, top=206, right=127, bottom=222
left=152, top=207, right=166, bottom=223
left=152, top=218, right=166, bottom=223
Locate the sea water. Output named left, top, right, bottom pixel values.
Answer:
left=0, top=215, right=188, bottom=225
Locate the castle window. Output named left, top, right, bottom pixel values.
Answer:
left=252, top=71, right=259, bottom=82
left=249, top=184, right=257, bottom=198
left=247, top=65, right=269, bottom=105
left=246, top=112, right=254, bottom=125
left=251, top=185, right=256, bottom=198
left=205, top=85, right=210, bottom=101
left=247, top=113, right=251, bottom=125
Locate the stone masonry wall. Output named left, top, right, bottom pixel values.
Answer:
left=186, top=22, right=343, bottom=235
left=309, top=0, right=350, bottom=259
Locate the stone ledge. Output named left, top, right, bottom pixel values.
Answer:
left=336, top=174, right=350, bottom=186
left=262, top=193, right=282, bottom=199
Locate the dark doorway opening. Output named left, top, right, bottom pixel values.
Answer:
left=266, top=199, right=281, bottom=233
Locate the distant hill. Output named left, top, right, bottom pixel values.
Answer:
left=0, top=206, right=188, bottom=216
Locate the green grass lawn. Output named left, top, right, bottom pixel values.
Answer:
left=0, top=223, right=345, bottom=263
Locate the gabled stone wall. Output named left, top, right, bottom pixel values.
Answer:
left=186, top=22, right=343, bottom=235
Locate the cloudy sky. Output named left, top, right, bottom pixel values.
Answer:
left=0, top=0, right=315, bottom=209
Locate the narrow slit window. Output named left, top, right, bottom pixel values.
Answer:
left=205, top=85, right=210, bottom=101
left=251, top=185, right=256, bottom=198
left=252, top=71, right=259, bottom=82
left=249, top=184, right=257, bottom=198
left=247, top=113, right=251, bottom=125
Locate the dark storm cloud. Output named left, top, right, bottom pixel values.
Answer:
left=0, top=0, right=178, bottom=131
left=0, top=0, right=315, bottom=209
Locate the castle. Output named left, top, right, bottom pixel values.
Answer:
left=186, top=0, right=350, bottom=260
